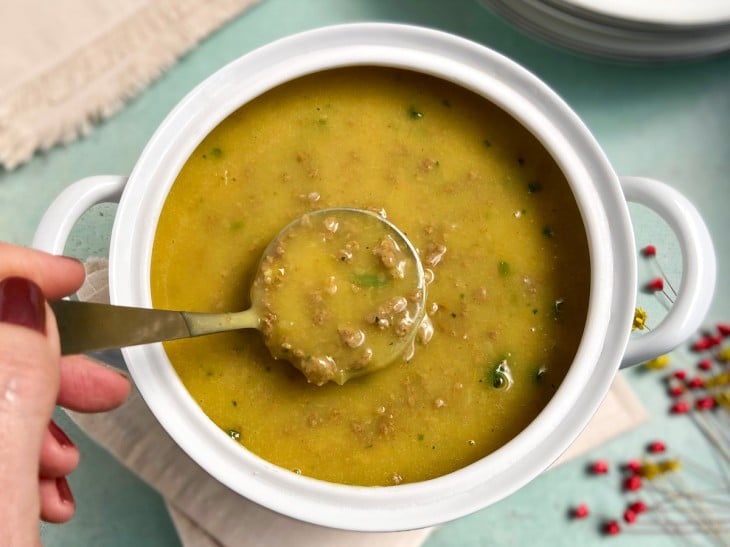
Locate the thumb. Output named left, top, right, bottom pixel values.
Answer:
left=0, top=277, right=59, bottom=544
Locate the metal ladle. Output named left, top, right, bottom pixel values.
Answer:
left=51, top=208, right=427, bottom=385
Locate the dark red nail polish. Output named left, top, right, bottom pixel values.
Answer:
left=0, top=277, right=46, bottom=334
left=56, top=477, right=74, bottom=504
left=49, top=421, right=74, bottom=448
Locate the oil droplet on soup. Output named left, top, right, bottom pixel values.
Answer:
left=151, top=67, right=590, bottom=486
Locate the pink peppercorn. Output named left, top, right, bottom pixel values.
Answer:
left=623, top=509, right=637, bottom=524
left=625, top=459, right=641, bottom=474
left=642, top=245, right=656, bottom=257
left=708, top=334, right=723, bottom=347
left=590, top=460, right=609, bottom=474
left=673, top=369, right=687, bottom=380
left=573, top=503, right=589, bottom=519
left=718, top=322, right=730, bottom=337
left=692, top=337, right=713, bottom=352
left=624, top=475, right=642, bottom=492
left=603, top=520, right=621, bottom=535
left=648, top=440, right=666, bottom=454
left=671, top=401, right=689, bottom=414
left=668, top=384, right=684, bottom=397
left=687, top=377, right=704, bottom=389
left=696, top=396, right=716, bottom=411
left=646, top=278, right=664, bottom=292
left=629, top=501, right=647, bottom=514
left=698, top=359, right=712, bottom=371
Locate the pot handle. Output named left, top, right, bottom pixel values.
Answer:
left=619, top=176, right=716, bottom=368
left=32, top=175, right=128, bottom=254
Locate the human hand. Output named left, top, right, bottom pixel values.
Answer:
left=0, top=243, right=131, bottom=546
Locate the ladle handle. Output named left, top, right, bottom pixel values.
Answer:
left=51, top=300, right=259, bottom=355
left=51, top=300, right=191, bottom=354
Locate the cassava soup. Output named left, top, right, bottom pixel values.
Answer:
left=151, top=67, right=590, bottom=486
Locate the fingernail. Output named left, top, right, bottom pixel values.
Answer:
left=86, top=356, right=131, bottom=381
left=61, top=256, right=83, bottom=265
left=100, top=360, right=130, bottom=379
left=115, top=369, right=131, bottom=381
left=0, top=277, right=46, bottom=334
left=49, top=421, right=74, bottom=448
left=56, top=477, right=74, bottom=504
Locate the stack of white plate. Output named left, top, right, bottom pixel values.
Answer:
left=481, top=0, right=730, bottom=60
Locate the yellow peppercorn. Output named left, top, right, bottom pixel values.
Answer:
left=633, top=308, right=648, bottom=331
left=705, top=372, right=730, bottom=388
left=644, top=354, right=671, bottom=370
left=717, top=346, right=730, bottom=363
left=640, top=462, right=660, bottom=479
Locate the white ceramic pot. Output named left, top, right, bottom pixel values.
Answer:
left=33, top=23, right=716, bottom=532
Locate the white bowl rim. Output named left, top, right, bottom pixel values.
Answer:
left=109, top=23, right=636, bottom=531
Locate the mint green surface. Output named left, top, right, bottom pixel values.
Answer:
left=1, top=0, right=729, bottom=545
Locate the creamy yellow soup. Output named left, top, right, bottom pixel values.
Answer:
left=151, top=67, right=590, bottom=486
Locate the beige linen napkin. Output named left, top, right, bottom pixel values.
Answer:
left=0, top=0, right=260, bottom=170
left=70, top=259, right=647, bottom=546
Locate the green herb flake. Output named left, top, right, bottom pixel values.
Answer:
left=492, top=372, right=506, bottom=388
left=211, top=147, right=223, bottom=158
left=231, top=400, right=238, bottom=407
left=488, top=356, right=513, bottom=390
left=553, top=298, right=565, bottom=318
left=353, top=272, right=390, bottom=288
left=534, top=366, right=547, bottom=384
left=542, top=226, right=555, bottom=238
left=229, top=220, right=244, bottom=231
left=483, top=139, right=492, bottom=148
left=417, top=433, right=425, bottom=441
left=227, top=429, right=241, bottom=441
left=498, top=260, right=511, bottom=277
left=517, top=156, right=526, bottom=166
left=527, top=182, right=543, bottom=193
left=407, top=105, right=424, bottom=119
